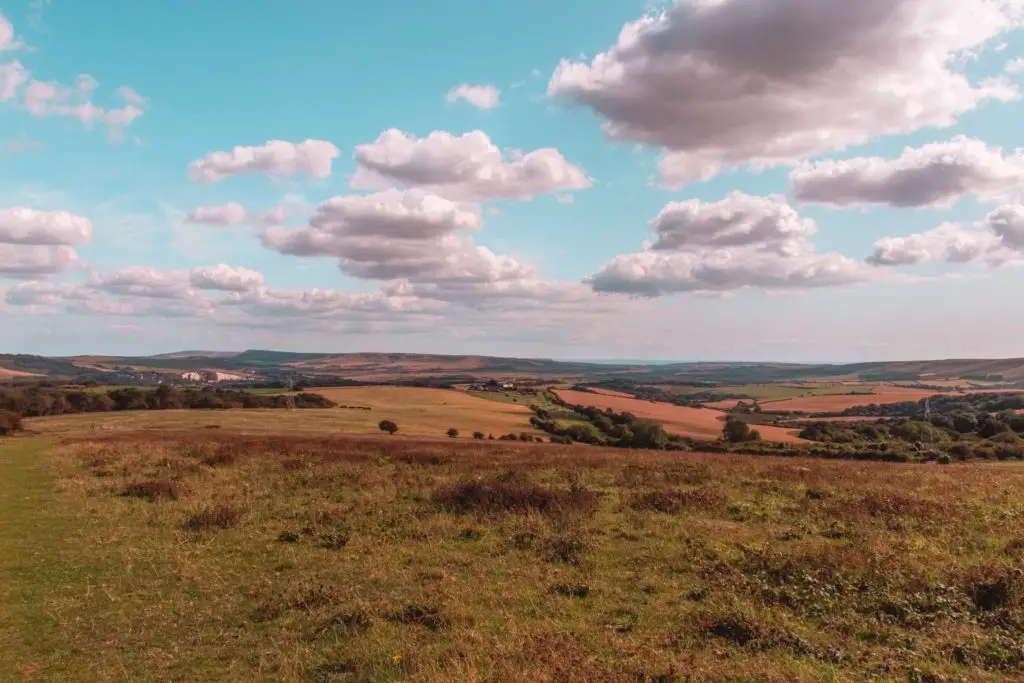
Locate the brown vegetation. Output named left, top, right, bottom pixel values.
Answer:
left=5, top=424, right=1024, bottom=681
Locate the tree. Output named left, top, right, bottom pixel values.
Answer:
left=379, top=420, right=398, bottom=435
left=473, top=431, right=485, bottom=440
left=723, top=418, right=753, bottom=443
left=447, top=428, right=459, bottom=439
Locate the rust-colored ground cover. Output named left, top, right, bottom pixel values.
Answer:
left=554, top=390, right=804, bottom=443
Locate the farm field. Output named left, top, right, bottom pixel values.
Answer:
left=758, top=390, right=952, bottom=414
left=27, top=387, right=543, bottom=440
left=554, top=390, right=804, bottom=443
left=653, top=383, right=877, bottom=401
left=2, top=420, right=1024, bottom=681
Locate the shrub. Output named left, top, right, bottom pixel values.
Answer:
left=0, top=409, right=22, bottom=435
left=183, top=504, right=242, bottom=531
left=432, top=478, right=599, bottom=516
left=937, top=454, right=952, bottom=465
left=378, top=420, right=398, bottom=435
left=121, top=479, right=181, bottom=502
left=723, top=418, right=757, bottom=443
left=473, top=432, right=485, bottom=440
left=446, top=428, right=459, bottom=439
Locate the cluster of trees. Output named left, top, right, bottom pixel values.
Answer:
left=0, top=385, right=336, bottom=417
left=529, top=399, right=685, bottom=451
left=799, top=398, right=1024, bottom=461
left=723, top=418, right=762, bottom=443
left=576, top=381, right=747, bottom=407
left=837, top=392, right=1024, bottom=418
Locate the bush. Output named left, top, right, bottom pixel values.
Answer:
left=0, top=409, right=23, bottom=435
left=472, top=431, right=485, bottom=440
left=723, top=418, right=758, bottom=443
left=937, top=454, right=952, bottom=465
left=446, top=428, right=459, bottom=439
left=378, top=420, right=398, bottom=435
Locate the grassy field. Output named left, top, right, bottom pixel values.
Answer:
left=2, top=419, right=1024, bottom=681
left=27, top=387, right=543, bottom=441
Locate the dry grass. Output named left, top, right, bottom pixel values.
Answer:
left=554, top=389, right=805, bottom=443
left=25, top=386, right=543, bottom=440
left=3, top=425, right=1024, bottom=681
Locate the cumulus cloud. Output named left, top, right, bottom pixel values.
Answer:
left=548, top=0, right=1023, bottom=186
left=0, top=207, right=92, bottom=245
left=446, top=84, right=501, bottom=109
left=791, top=137, right=1024, bottom=208
left=351, top=129, right=590, bottom=201
left=188, top=139, right=340, bottom=183
left=260, top=189, right=537, bottom=288
left=1008, top=58, right=1024, bottom=74
left=587, top=193, right=874, bottom=296
left=189, top=264, right=264, bottom=292
left=88, top=267, right=193, bottom=299
left=648, top=192, right=816, bottom=251
left=0, top=244, right=80, bottom=279
left=867, top=205, right=1024, bottom=266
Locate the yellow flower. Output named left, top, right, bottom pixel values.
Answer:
left=391, top=655, right=403, bottom=664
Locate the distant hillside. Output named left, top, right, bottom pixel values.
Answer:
left=5, top=350, right=1024, bottom=386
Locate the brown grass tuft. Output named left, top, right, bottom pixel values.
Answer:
left=629, top=487, right=725, bottom=514
left=182, top=504, right=241, bottom=531
left=432, top=478, right=599, bottom=516
left=121, top=479, right=182, bottom=502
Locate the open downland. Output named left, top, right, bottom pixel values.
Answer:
left=27, top=387, right=543, bottom=441
left=2, top=426, right=1024, bottom=681
left=555, top=390, right=804, bottom=443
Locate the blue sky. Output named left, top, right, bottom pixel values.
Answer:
left=3, top=0, right=1024, bottom=362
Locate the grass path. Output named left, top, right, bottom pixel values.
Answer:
left=0, top=438, right=71, bottom=680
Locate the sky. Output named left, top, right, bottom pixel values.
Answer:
left=3, top=0, right=1024, bottom=362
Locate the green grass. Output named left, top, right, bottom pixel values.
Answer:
left=3, top=425, right=1024, bottom=681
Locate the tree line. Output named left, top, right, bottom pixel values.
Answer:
left=0, top=385, right=336, bottom=418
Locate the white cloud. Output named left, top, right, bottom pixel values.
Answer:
left=4, top=280, right=88, bottom=305
left=648, top=192, right=816, bottom=251
left=116, top=86, right=147, bottom=106
left=189, top=264, right=264, bottom=292
left=1007, top=58, right=1024, bottom=73
left=446, top=84, right=501, bottom=109
left=188, top=139, right=340, bottom=183
left=791, top=137, right=1024, bottom=208
left=0, top=13, right=21, bottom=51
left=0, top=244, right=80, bottom=279
left=88, top=267, right=193, bottom=300
left=17, top=74, right=146, bottom=138
left=351, top=129, right=590, bottom=201
left=868, top=205, right=1024, bottom=266
left=587, top=193, right=874, bottom=296
left=0, top=207, right=92, bottom=245
left=0, top=61, right=28, bottom=101
left=549, top=0, right=1024, bottom=186
left=588, top=246, right=873, bottom=297
left=186, top=202, right=249, bottom=226
left=259, top=189, right=531, bottom=285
